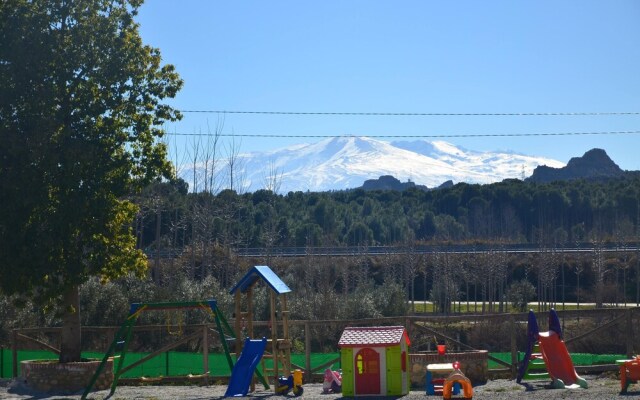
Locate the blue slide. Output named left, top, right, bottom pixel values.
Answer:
left=225, top=337, right=267, bottom=397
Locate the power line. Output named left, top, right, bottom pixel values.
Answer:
left=179, top=110, right=640, bottom=116
left=164, top=130, right=640, bottom=138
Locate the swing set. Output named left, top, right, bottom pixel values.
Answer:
left=81, top=299, right=268, bottom=399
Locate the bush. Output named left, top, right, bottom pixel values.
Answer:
left=506, top=280, right=536, bottom=312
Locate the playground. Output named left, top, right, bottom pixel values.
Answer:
left=4, top=265, right=640, bottom=399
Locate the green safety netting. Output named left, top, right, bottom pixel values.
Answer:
left=1, top=349, right=625, bottom=379
left=488, top=352, right=627, bottom=369
left=0, top=349, right=341, bottom=379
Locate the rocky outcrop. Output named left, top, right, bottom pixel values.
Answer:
left=527, top=149, right=624, bottom=183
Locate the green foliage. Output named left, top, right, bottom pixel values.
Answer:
left=506, top=280, right=536, bottom=312
left=0, top=0, right=181, bottom=361
left=374, top=281, right=409, bottom=316
left=0, top=0, right=181, bottom=298
left=133, top=175, right=640, bottom=254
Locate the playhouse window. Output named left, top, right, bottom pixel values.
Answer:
left=356, top=352, right=379, bottom=374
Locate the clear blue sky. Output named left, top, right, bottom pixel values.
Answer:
left=136, top=1, right=640, bottom=170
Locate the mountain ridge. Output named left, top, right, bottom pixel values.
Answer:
left=231, top=137, right=565, bottom=193
left=526, top=148, right=624, bottom=183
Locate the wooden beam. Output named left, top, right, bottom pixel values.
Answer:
left=117, top=331, right=201, bottom=377
left=16, top=333, right=60, bottom=354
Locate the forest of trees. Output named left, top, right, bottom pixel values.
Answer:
left=128, top=172, right=640, bottom=311
left=138, top=175, right=640, bottom=252
left=2, top=173, right=640, bottom=348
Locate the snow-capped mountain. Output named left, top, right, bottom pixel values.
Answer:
left=181, top=137, right=565, bottom=193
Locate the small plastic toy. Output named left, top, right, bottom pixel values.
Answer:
left=443, top=361, right=473, bottom=400
left=517, top=309, right=587, bottom=389
left=275, top=369, right=304, bottom=396
left=322, top=368, right=342, bottom=393
left=619, top=356, right=640, bottom=394
left=426, top=363, right=458, bottom=395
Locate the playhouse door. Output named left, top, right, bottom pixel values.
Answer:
left=355, top=348, right=381, bottom=395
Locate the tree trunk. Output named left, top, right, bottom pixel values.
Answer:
left=59, top=285, right=81, bottom=363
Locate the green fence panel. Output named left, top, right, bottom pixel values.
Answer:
left=488, top=352, right=513, bottom=369
left=571, top=352, right=626, bottom=366
left=464, top=351, right=629, bottom=370
left=207, top=353, right=233, bottom=376
left=0, top=350, right=57, bottom=378
left=1, top=348, right=9, bottom=378
left=11, top=350, right=625, bottom=379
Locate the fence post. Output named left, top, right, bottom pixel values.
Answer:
left=165, top=350, right=170, bottom=377
left=510, top=315, right=518, bottom=379
left=203, top=324, right=209, bottom=385
left=304, top=322, right=311, bottom=377
left=626, top=309, right=634, bottom=358
left=12, top=329, right=18, bottom=378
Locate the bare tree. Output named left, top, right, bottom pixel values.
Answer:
left=591, top=236, right=606, bottom=308
left=553, top=228, right=568, bottom=310
left=430, top=250, right=457, bottom=315
left=187, top=133, right=202, bottom=193
left=225, top=133, right=247, bottom=193
left=262, top=159, right=283, bottom=194
left=401, top=241, right=422, bottom=313
left=203, top=118, right=223, bottom=194
left=494, top=248, right=509, bottom=313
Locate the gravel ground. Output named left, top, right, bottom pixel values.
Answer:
left=0, top=374, right=636, bottom=400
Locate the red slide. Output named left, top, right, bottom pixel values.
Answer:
left=537, top=331, right=588, bottom=388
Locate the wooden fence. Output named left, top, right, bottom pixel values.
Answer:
left=12, top=307, right=639, bottom=381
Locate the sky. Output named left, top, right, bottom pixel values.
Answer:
left=136, top=1, right=640, bottom=171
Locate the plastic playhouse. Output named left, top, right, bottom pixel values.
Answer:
left=338, top=325, right=411, bottom=396
left=517, top=309, right=587, bottom=389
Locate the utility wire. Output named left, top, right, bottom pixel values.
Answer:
left=179, top=110, right=640, bottom=116
left=164, top=130, right=640, bottom=138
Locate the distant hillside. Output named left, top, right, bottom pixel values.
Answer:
left=360, top=175, right=429, bottom=191
left=359, top=175, right=456, bottom=191
left=527, top=148, right=624, bottom=183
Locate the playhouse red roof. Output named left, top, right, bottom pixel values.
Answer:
left=338, top=326, right=410, bottom=348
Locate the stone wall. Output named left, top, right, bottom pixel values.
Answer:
left=409, top=350, right=488, bottom=388
left=21, top=359, right=113, bottom=393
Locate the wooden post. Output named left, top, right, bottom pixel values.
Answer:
left=270, top=291, right=278, bottom=386
left=510, top=315, right=518, bottom=379
left=234, top=290, right=242, bottom=359
left=247, top=286, right=254, bottom=338
left=626, top=309, right=634, bottom=358
left=281, top=294, right=291, bottom=376
left=106, top=327, right=115, bottom=353
left=12, top=329, right=17, bottom=378
left=305, top=322, right=311, bottom=377
left=203, top=324, right=209, bottom=385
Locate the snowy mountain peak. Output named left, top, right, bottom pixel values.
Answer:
left=182, top=137, right=565, bottom=193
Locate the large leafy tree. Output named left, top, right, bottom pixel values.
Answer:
left=0, top=0, right=182, bottom=362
